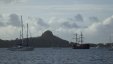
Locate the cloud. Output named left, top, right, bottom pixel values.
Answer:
left=8, top=14, right=21, bottom=27
left=0, top=22, right=5, bottom=27
left=62, top=22, right=79, bottom=28
left=0, top=26, right=19, bottom=40
left=0, top=15, right=3, bottom=18
left=84, top=15, right=113, bottom=43
left=37, top=18, right=49, bottom=27
left=75, top=14, right=84, bottom=22
left=48, top=17, right=65, bottom=30
left=89, top=16, right=99, bottom=22
left=61, top=17, right=88, bottom=29
left=0, top=14, right=3, bottom=21
left=47, top=17, right=87, bottom=30
left=0, top=15, right=5, bottom=27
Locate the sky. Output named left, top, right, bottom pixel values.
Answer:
left=0, top=0, right=113, bottom=43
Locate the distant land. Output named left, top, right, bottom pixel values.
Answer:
left=0, top=30, right=112, bottom=48
left=0, top=30, right=69, bottom=48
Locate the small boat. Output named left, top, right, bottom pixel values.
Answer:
left=8, top=16, right=34, bottom=51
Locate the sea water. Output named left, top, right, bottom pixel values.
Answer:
left=0, top=48, right=113, bottom=64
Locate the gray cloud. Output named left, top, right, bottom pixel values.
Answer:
left=0, top=15, right=3, bottom=19
left=37, top=18, right=49, bottom=27
left=61, top=17, right=88, bottom=29
left=8, top=14, right=21, bottom=27
left=62, top=22, right=79, bottom=28
left=0, top=22, right=5, bottom=27
left=75, top=14, right=84, bottom=22
left=0, top=15, right=3, bottom=22
left=89, top=16, right=99, bottom=22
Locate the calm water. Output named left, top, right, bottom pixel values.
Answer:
left=0, top=48, right=113, bottom=64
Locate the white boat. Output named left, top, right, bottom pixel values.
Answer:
left=8, top=46, right=34, bottom=51
left=8, top=16, right=34, bottom=51
left=109, top=45, right=113, bottom=51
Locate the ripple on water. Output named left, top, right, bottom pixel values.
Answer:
left=0, top=48, right=113, bottom=64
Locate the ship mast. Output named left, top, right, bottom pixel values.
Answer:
left=80, top=32, right=83, bottom=44
left=74, top=32, right=84, bottom=44
left=26, top=23, right=29, bottom=46
left=21, top=16, right=24, bottom=45
left=75, top=33, right=78, bottom=43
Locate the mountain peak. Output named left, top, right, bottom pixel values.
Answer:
left=41, top=30, right=53, bottom=37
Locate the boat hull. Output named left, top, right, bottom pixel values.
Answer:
left=8, top=46, right=34, bottom=51
left=72, top=44, right=90, bottom=49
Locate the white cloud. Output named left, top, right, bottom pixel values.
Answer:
left=84, top=15, right=113, bottom=43
left=0, top=14, right=7, bottom=27
left=0, top=15, right=4, bottom=27
left=0, top=25, right=20, bottom=40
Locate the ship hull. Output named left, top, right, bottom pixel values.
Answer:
left=72, top=44, right=90, bottom=49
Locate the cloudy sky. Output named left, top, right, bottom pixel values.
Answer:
left=0, top=0, right=113, bottom=43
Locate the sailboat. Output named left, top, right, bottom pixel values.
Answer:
left=8, top=16, right=34, bottom=51
left=72, top=32, right=90, bottom=49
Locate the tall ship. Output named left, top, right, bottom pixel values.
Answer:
left=72, top=32, right=90, bottom=49
left=8, top=16, right=34, bottom=51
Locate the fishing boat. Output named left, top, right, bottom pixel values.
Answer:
left=8, top=16, right=34, bottom=51
left=72, top=32, right=90, bottom=49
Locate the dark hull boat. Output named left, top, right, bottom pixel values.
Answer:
left=72, top=44, right=90, bottom=49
